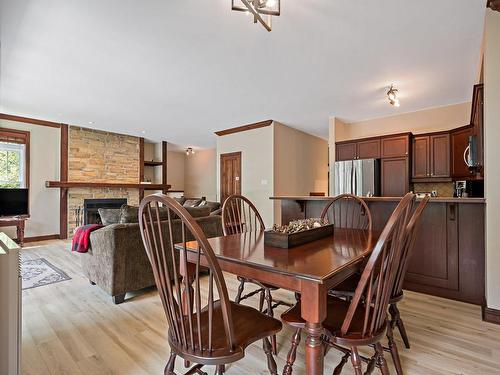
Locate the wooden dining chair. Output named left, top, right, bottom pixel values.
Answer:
left=280, top=193, right=415, bottom=375
left=222, top=194, right=292, bottom=355
left=331, top=196, right=429, bottom=355
left=321, top=194, right=372, bottom=230
left=139, top=194, right=282, bottom=375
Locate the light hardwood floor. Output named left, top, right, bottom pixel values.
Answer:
left=21, top=240, right=500, bottom=375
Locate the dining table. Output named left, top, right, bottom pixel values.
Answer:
left=180, top=227, right=379, bottom=375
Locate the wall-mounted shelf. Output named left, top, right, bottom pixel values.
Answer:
left=144, top=161, right=163, bottom=167
left=46, top=181, right=171, bottom=190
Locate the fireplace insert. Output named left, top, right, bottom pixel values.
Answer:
left=83, top=198, right=127, bottom=225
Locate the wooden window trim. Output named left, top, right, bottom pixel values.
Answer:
left=0, top=128, right=30, bottom=189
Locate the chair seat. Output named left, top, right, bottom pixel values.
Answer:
left=170, top=300, right=282, bottom=364
left=281, top=297, right=386, bottom=345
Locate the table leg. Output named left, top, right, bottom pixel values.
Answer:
left=300, top=282, right=327, bottom=375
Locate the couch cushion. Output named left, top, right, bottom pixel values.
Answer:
left=199, top=201, right=221, bottom=212
left=184, top=206, right=211, bottom=218
left=98, top=208, right=121, bottom=225
left=183, top=199, right=202, bottom=207
left=119, top=204, right=210, bottom=223
left=119, top=204, right=173, bottom=223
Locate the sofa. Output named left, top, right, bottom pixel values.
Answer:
left=81, top=204, right=223, bottom=304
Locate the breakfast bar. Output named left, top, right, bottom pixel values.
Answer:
left=271, top=196, right=486, bottom=305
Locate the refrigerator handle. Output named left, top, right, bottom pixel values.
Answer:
left=350, top=160, right=354, bottom=195
left=354, top=164, right=357, bottom=195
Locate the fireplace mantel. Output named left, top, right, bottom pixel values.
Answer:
left=46, top=181, right=171, bottom=190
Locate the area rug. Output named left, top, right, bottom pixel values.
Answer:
left=21, top=258, right=71, bottom=290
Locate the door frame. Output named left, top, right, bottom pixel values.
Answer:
left=219, top=151, right=242, bottom=204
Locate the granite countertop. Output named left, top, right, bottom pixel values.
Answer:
left=270, top=196, right=486, bottom=204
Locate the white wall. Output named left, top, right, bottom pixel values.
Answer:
left=166, top=151, right=185, bottom=191
left=484, top=9, right=500, bottom=310
left=184, top=149, right=216, bottom=201
left=274, top=122, right=328, bottom=223
left=335, top=102, right=471, bottom=142
left=217, top=126, right=274, bottom=227
left=0, top=120, right=60, bottom=238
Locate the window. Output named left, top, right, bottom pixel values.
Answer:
left=0, top=128, right=30, bottom=189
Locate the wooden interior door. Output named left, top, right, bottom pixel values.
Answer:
left=220, top=152, right=242, bottom=204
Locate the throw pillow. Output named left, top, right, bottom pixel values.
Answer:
left=183, top=199, right=202, bottom=207
left=119, top=205, right=140, bottom=223
left=173, top=196, right=186, bottom=205
left=98, top=208, right=121, bottom=225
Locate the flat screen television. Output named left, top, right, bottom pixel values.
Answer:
left=0, top=188, right=29, bottom=217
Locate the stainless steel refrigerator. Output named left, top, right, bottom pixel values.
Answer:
left=333, top=159, right=381, bottom=197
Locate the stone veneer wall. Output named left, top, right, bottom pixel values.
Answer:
left=67, top=127, right=140, bottom=235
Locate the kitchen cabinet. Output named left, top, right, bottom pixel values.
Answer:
left=412, top=136, right=429, bottom=178
left=356, top=139, right=381, bottom=159
left=381, top=157, right=409, bottom=197
left=275, top=197, right=486, bottom=305
left=381, top=134, right=410, bottom=158
left=451, top=126, right=474, bottom=178
left=336, top=139, right=380, bottom=160
left=430, top=134, right=450, bottom=177
left=405, top=202, right=458, bottom=290
left=471, top=84, right=484, bottom=172
left=404, top=202, right=484, bottom=305
left=336, top=142, right=357, bottom=161
left=411, top=133, right=450, bottom=180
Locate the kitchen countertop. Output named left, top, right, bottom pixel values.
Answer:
left=270, top=196, right=486, bottom=204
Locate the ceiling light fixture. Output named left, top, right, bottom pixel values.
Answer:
left=232, top=0, right=280, bottom=32
left=186, top=147, right=195, bottom=156
left=387, top=85, right=401, bottom=107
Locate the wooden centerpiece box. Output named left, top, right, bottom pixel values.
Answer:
left=264, top=219, right=333, bottom=249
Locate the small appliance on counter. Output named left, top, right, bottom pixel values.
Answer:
left=454, top=180, right=484, bottom=198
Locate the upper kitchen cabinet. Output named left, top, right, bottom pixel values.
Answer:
left=471, top=83, right=484, bottom=174
left=356, top=138, right=381, bottom=159
left=381, top=134, right=410, bottom=158
left=336, top=142, right=357, bottom=161
left=412, top=132, right=450, bottom=181
left=336, top=138, right=381, bottom=161
left=451, top=126, right=474, bottom=178
left=412, top=136, right=430, bottom=178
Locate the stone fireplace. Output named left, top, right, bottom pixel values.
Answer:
left=67, top=126, right=140, bottom=235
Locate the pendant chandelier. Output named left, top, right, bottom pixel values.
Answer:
left=231, top=0, right=280, bottom=32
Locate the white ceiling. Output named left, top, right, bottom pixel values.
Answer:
left=0, top=0, right=486, bottom=148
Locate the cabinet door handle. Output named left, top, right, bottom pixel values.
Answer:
left=449, top=203, right=456, bottom=221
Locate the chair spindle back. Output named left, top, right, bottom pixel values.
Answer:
left=341, top=193, right=416, bottom=337
left=391, top=196, right=430, bottom=299
left=139, top=194, right=236, bottom=355
left=222, top=195, right=265, bottom=235
left=321, top=194, right=372, bottom=230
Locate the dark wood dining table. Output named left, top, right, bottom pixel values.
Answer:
left=180, top=228, right=379, bottom=375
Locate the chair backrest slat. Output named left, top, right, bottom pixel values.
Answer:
left=222, top=195, right=265, bottom=235
left=392, top=196, right=430, bottom=298
left=341, top=193, right=416, bottom=337
left=321, top=194, right=372, bottom=231
left=139, top=194, right=236, bottom=355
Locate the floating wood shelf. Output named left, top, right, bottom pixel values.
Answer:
left=45, top=181, right=171, bottom=190
left=144, top=161, right=164, bottom=167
